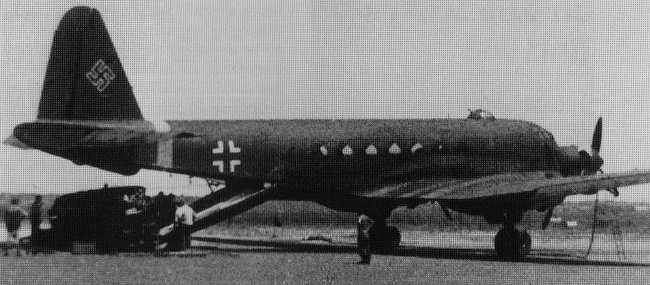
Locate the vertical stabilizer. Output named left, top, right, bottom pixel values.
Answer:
left=38, top=6, right=142, bottom=121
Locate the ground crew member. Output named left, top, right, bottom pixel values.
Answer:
left=29, top=195, right=43, bottom=254
left=174, top=199, right=196, bottom=251
left=4, top=198, right=28, bottom=256
left=357, top=214, right=374, bottom=264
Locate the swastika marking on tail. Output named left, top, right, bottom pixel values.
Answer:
left=85, top=59, right=115, bottom=93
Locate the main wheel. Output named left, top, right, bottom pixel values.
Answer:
left=494, top=227, right=531, bottom=259
left=369, top=225, right=401, bottom=253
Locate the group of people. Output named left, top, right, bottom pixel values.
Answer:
left=147, top=191, right=197, bottom=251
left=3, top=192, right=198, bottom=255
left=123, top=188, right=150, bottom=213
left=3, top=195, right=43, bottom=256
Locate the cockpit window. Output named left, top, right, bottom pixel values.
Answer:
left=467, top=109, right=495, bottom=120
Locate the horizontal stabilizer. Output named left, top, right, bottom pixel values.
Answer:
left=3, top=135, right=31, bottom=149
left=12, top=120, right=155, bottom=175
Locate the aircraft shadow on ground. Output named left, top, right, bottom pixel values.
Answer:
left=192, top=236, right=649, bottom=267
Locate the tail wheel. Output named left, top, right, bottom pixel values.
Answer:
left=494, top=227, right=531, bottom=259
left=369, top=225, right=401, bottom=253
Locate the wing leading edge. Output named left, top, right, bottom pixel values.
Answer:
left=358, top=171, right=650, bottom=202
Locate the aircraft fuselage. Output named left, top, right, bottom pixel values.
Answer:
left=139, top=118, right=561, bottom=192
left=13, top=117, right=573, bottom=218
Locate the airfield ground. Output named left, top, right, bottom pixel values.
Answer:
left=1, top=247, right=649, bottom=285
left=1, top=225, right=649, bottom=284
left=1, top=199, right=649, bottom=283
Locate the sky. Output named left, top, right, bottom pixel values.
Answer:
left=1, top=0, right=649, bottom=202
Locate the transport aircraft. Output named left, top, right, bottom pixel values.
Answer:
left=6, top=6, right=650, bottom=258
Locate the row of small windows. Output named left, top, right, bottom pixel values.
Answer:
left=319, top=143, right=442, bottom=156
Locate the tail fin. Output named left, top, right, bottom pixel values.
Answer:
left=38, top=6, right=142, bottom=121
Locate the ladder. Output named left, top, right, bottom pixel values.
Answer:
left=157, top=182, right=278, bottom=250
left=584, top=195, right=627, bottom=261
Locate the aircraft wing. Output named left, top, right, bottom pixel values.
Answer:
left=359, top=171, right=650, bottom=201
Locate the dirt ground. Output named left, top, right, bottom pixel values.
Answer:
left=198, top=226, right=650, bottom=263
left=2, top=225, right=649, bottom=284
left=0, top=250, right=648, bottom=285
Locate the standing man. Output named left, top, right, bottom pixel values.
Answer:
left=29, top=195, right=43, bottom=254
left=174, top=199, right=196, bottom=251
left=4, top=197, right=28, bottom=256
left=357, top=214, right=374, bottom=264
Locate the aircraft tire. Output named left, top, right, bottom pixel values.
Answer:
left=494, top=227, right=531, bottom=259
left=369, top=225, right=401, bottom=253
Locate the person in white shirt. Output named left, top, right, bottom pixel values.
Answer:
left=174, top=199, right=196, bottom=251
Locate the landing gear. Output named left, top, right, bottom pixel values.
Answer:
left=369, top=224, right=401, bottom=252
left=494, top=226, right=531, bottom=259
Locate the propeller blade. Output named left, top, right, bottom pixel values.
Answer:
left=591, top=117, right=602, bottom=155
left=581, top=118, right=604, bottom=175
left=542, top=207, right=555, bottom=230
left=439, top=203, right=453, bottom=221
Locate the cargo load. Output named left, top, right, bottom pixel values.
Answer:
left=44, top=186, right=176, bottom=253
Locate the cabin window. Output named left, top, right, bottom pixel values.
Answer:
left=342, top=145, right=353, bottom=156
left=365, top=145, right=378, bottom=155
left=389, top=143, right=401, bottom=154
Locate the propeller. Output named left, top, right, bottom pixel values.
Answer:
left=580, top=117, right=604, bottom=175
left=543, top=118, right=615, bottom=231
left=581, top=117, right=618, bottom=196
